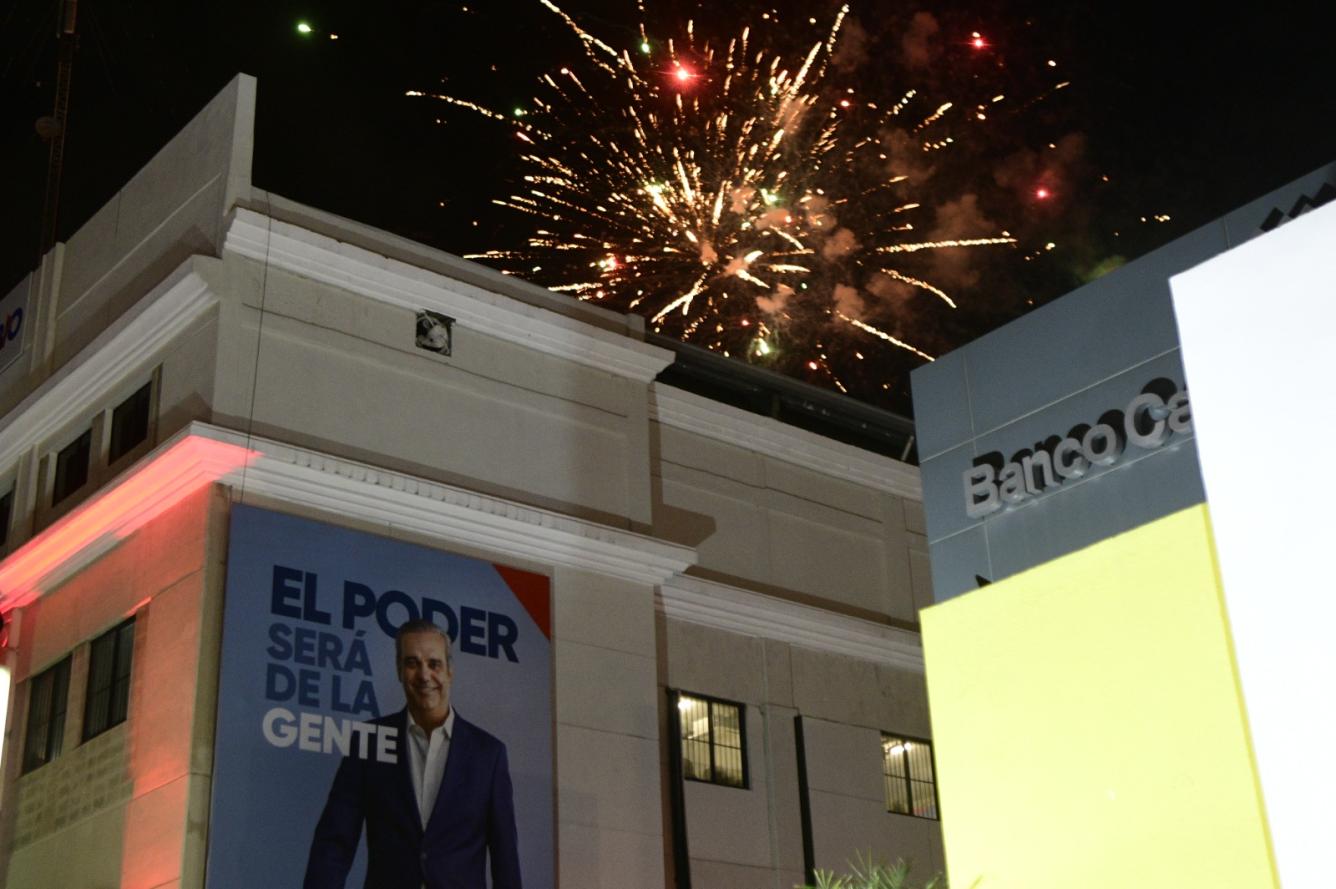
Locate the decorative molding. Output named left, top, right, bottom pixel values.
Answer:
left=650, top=384, right=922, bottom=500
left=658, top=574, right=924, bottom=673
left=222, top=425, right=694, bottom=585
left=223, top=209, right=676, bottom=383
left=0, top=266, right=217, bottom=468
left=0, top=433, right=258, bottom=610
left=0, top=421, right=697, bottom=611
left=0, top=419, right=924, bottom=674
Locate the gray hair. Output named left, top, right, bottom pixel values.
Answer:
left=394, top=619, right=453, bottom=666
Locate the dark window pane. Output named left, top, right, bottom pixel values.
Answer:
left=0, top=488, right=13, bottom=548
left=52, top=430, right=92, bottom=505
left=48, top=661, right=70, bottom=761
left=85, top=688, right=110, bottom=736
left=110, top=622, right=135, bottom=724
left=22, top=658, right=70, bottom=773
left=22, top=676, right=52, bottom=772
left=89, top=633, right=115, bottom=689
left=115, top=622, right=135, bottom=679
left=84, top=618, right=135, bottom=740
left=109, top=383, right=152, bottom=463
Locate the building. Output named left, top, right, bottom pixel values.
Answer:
left=0, top=75, right=941, bottom=888
left=912, top=160, right=1336, bottom=602
left=911, top=161, right=1336, bottom=888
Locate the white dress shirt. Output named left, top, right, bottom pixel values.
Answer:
left=406, top=707, right=455, bottom=828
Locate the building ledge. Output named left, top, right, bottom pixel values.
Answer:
left=651, top=384, right=922, bottom=500
left=223, top=208, right=676, bottom=383
left=0, top=422, right=697, bottom=613
left=658, top=573, right=923, bottom=672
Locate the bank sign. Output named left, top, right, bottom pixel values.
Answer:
left=0, top=283, right=28, bottom=376
left=963, top=379, right=1192, bottom=519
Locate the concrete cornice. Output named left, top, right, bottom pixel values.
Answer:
left=0, top=267, right=216, bottom=467
left=0, top=431, right=257, bottom=610
left=658, top=573, right=924, bottom=672
left=0, top=422, right=697, bottom=611
left=0, top=418, right=923, bottom=675
left=218, top=425, right=696, bottom=586
left=223, top=209, right=676, bottom=383
left=649, top=384, right=922, bottom=500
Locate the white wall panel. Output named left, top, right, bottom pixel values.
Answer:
left=1171, top=201, right=1336, bottom=889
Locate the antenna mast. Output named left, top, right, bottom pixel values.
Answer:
left=37, top=0, right=79, bottom=259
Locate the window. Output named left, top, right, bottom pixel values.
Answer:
left=52, top=429, right=92, bottom=505
left=84, top=618, right=135, bottom=740
left=0, top=487, right=12, bottom=548
left=39, top=374, right=157, bottom=522
left=108, top=382, right=153, bottom=464
left=882, top=734, right=938, bottom=819
left=22, top=658, right=71, bottom=773
left=676, top=692, right=746, bottom=788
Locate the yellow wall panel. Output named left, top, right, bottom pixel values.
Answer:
left=921, top=505, right=1276, bottom=889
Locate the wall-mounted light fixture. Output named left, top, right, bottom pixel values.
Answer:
left=415, top=310, right=454, bottom=356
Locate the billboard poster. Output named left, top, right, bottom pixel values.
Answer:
left=206, top=505, right=553, bottom=889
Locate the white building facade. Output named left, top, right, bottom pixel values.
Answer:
left=0, top=76, right=939, bottom=889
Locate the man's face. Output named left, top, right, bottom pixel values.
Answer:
left=397, top=631, right=453, bottom=722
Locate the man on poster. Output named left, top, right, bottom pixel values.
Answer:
left=304, top=619, right=522, bottom=889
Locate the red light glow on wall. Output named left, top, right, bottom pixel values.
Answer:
left=0, top=436, right=257, bottom=612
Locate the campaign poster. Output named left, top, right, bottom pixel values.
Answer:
left=206, top=505, right=553, bottom=888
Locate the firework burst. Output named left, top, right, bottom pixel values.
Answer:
left=411, top=2, right=1034, bottom=396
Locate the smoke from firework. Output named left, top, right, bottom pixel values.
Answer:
left=411, top=2, right=1073, bottom=401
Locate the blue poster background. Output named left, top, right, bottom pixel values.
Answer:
left=206, top=505, right=553, bottom=888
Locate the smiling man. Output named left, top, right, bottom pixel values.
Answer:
left=304, top=619, right=522, bottom=889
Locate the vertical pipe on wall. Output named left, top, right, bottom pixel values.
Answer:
left=666, top=688, right=692, bottom=889
left=793, top=714, right=816, bottom=886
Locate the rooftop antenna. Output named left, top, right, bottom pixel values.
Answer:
left=36, top=0, right=79, bottom=261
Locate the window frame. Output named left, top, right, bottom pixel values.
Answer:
left=0, top=483, right=14, bottom=550
left=83, top=617, right=136, bottom=741
left=51, top=427, right=93, bottom=506
left=881, top=732, right=939, bottom=820
left=35, top=370, right=159, bottom=530
left=107, top=380, right=155, bottom=466
left=22, top=657, right=72, bottom=774
left=674, top=690, right=749, bottom=790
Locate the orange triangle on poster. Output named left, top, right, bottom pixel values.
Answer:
left=495, top=564, right=551, bottom=639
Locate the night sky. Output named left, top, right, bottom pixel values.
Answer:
left=2, top=0, right=1334, bottom=412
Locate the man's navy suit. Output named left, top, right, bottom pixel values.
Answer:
left=303, top=709, right=522, bottom=889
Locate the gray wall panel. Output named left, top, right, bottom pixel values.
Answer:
left=962, top=223, right=1221, bottom=437
left=910, top=350, right=973, bottom=460
left=925, top=526, right=992, bottom=606
left=913, top=161, right=1336, bottom=602
left=983, top=443, right=1203, bottom=582
left=918, top=441, right=978, bottom=542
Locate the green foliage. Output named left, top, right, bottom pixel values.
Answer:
left=802, top=852, right=943, bottom=889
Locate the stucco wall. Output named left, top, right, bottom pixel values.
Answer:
left=204, top=254, right=656, bottom=529
left=1, top=484, right=228, bottom=889
left=652, top=419, right=930, bottom=624
left=664, top=617, right=942, bottom=888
